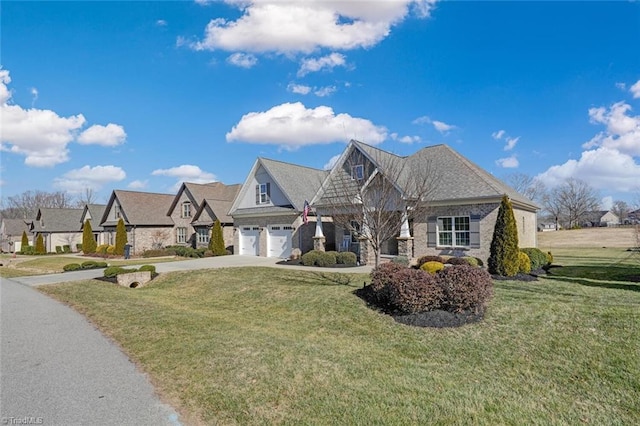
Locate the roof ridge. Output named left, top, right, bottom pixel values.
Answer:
left=115, top=189, right=173, bottom=196
left=259, top=156, right=326, bottom=172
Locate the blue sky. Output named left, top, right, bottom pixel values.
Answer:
left=2, top=0, right=639, bottom=209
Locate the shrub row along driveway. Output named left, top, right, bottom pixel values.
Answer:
left=1, top=255, right=371, bottom=425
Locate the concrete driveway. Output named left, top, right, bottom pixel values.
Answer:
left=1, top=255, right=371, bottom=425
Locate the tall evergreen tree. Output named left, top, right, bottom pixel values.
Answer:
left=21, top=230, right=29, bottom=248
left=209, top=219, right=226, bottom=256
left=488, top=195, right=520, bottom=276
left=82, top=219, right=97, bottom=254
left=35, top=233, right=46, bottom=254
left=115, top=218, right=128, bottom=256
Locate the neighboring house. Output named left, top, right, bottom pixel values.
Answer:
left=583, top=210, right=620, bottom=227
left=625, top=209, right=640, bottom=225
left=166, top=182, right=241, bottom=249
left=100, top=190, right=175, bottom=255
left=32, top=208, right=84, bottom=252
left=312, top=140, right=539, bottom=265
left=80, top=204, right=108, bottom=246
left=229, top=157, right=331, bottom=258
left=0, top=218, right=33, bottom=252
left=537, top=221, right=558, bottom=232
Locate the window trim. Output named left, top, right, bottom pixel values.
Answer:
left=196, top=228, right=209, bottom=244
left=176, top=227, right=187, bottom=244
left=437, top=215, right=470, bottom=248
left=182, top=201, right=192, bottom=218
left=259, top=183, right=269, bottom=204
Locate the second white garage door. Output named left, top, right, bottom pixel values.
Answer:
left=267, top=225, right=293, bottom=258
left=239, top=226, right=260, bottom=256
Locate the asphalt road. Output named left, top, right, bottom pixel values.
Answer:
left=0, top=277, right=182, bottom=426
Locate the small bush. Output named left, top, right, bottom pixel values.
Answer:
left=55, top=246, right=63, bottom=254
left=96, top=244, right=109, bottom=255
left=462, top=256, right=479, bottom=267
left=138, top=264, right=156, bottom=275
left=104, top=266, right=137, bottom=278
left=420, top=261, right=444, bottom=274
left=63, top=245, right=71, bottom=253
left=518, top=251, right=532, bottom=274
left=81, top=261, right=98, bottom=269
left=142, top=248, right=172, bottom=258
left=301, top=250, right=321, bottom=266
left=370, top=262, right=407, bottom=304
left=445, top=257, right=468, bottom=266
left=474, top=257, right=484, bottom=267
left=106, top=245, right=116, bottom=255
left=437, top=265, right=493, bottom=313
left=416, top=255, right=444, bottom=267
left=521, top=248, right=548, bottom=270
left=316, top=251, right=337, bottom=267
left=387, top=268, right=443, bottom=314
left=76, top=243, right=83, bottom=251
left=21, top=246, right=35, bottom=255
left=336, top=251, right=357, bottom=266
left=63, top=263, right=81, bottom=272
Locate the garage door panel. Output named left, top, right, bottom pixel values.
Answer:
left=240, top=226, right=260, bottom=256
left=268, top=225, right=293, bottom=258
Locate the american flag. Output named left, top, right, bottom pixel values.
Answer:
left=303, top=200, right=310, bottom=225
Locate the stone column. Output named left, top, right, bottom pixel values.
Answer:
left=357, top=236, right=375, bottom=266
left=396, top=237, right=414, bottom=259
left=313, top=236, right=326, bottom=251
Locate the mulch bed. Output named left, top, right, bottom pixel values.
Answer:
left=354, top=285, right=485, bottom=328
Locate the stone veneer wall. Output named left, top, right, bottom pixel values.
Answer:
left=127, top=226, right=175, bottom=254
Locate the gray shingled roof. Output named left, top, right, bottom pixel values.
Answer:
left=232, top=206, right=298, bottom=216
left=316, top=140, right=538, bottom=210
left=102, top=190, right=175, bottom=226
left=167, top=182, right=241, bottom=215
left=33, top=208, right=84, bottom=232
left=82, top=204, right=107, bottom=231
left=259, top=158, right=328, bottom=211
left=192, top=198, right=236, bottom=225
left=2, top=218, right=33, bottom=236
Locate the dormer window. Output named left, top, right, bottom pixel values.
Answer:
left=352, top=165, right=364, bottom=180
left=256, top=183, right=270, bottom=205
left=182, top=202, right=192, bottom=218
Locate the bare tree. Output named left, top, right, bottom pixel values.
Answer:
left=611, top=200, right=629, bottom=223
left=503, top=172, right=546, bottom=204
left=314, top=144, right=439, bottom=267
left=75, top=187, right=99, bottom=207
left=542, top=178, right=600, bottom=229
left=1, top=190, right=75, bottom=219
left=150, top=230, right=170, bottom=249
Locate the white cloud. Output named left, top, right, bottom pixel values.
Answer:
left=298, top=53, right=347, bottom=77
left=0, top=69, right=127, bottom=167
left=191, top=1, right=436, bottom=54
left=432, top=120, right=455, bottom=134
left=227, top=52, right=258, bottom=68
left=152, top=164, right=216, bottom=183
left=323, top=154, right=341, bottom=170
left=536, top=147, right=640, bottom=192
left=156, top=19, right=167, bottom=27
left=631, top=80, right=640, bottom=99
left=30, top=87, right=38, bottom=105
left=600, top=196, right=613, bottom=210
left=287, top=83, right=312, bottom=95
left=194, top=0, right=213, bottom=5
left=412, top=115, right=455, bottom=134
left=226, top=102, right=387, bottom=149
left=504, top=136, right=519, bottom=151
left=583, top=102, right=640, bottom=156
left=492, top=130, right=506, bottom=140
left=496, top=155, right=519, bottom=168
left=53, top=165, right=126, bottom=193
left=128, top=180, right=148, bottom=190
left=391, top=133, right=421, bottom=144
left=78, top=123, right=127, bottom=146
left=314, top=86, right=336, bottom=97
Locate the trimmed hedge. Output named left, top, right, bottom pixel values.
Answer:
left=55, top=246, right=63, bottom=254
left=416, top=255, right=444, bottom=267
left=437, top=265, right=493, bottom=313
left=420, top=261, right=444, bottom=274
left=520, top=248, right=548, bottom=270
left=517, top=251, right=532, bottom=274
left=63, top=263, right=81, bottom=272
left=336, top=251, right=357, bottom=266
left=316, top=251, right=337, bottom=267
left=387, top=268, right=443, bottom=314
left=390, top=255, right=409, bottom=266
left=301, top=250, right=321, bottom=266
left=138, top=264, right=156, bottom=275
left=104, top=266, right=138, bottom=278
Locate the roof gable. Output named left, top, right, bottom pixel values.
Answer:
left=101, top=190, right=175, bottom=226
left=33, top=208, right=84, bottom=232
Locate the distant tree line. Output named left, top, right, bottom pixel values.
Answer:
left=0, top=188, right=99, bottom=219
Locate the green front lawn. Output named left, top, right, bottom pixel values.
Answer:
left=40, top=263, right=640, bottom=425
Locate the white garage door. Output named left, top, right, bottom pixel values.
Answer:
left=268, top=225, right=293, bottom=258
left=239, top=226, right=260, bottom=256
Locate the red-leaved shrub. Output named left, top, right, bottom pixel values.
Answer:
left=370, top=262, right=406, bottom=304
left=387, top=268, right=443, bottom=313
left=436, top=265, right=493, bottom=313
left=416, top=255, right=444, bottom=267
left=445, top=257, right=468, bottom=265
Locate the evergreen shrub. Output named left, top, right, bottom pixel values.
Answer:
left=420, top=261, right=444, bottom=274
left=301, top=250, right=321, bottom=266
left=488, top=195, right=520, bottom=276
left=336, top=251, right=357, bottom=265
left=316, top=251, right=337, bottom=267
left=63, top=263, right=82, bottom=272
left=416, top=255, right=444, bottom=267
left=518, top=251, right=531, bottom=274
left=55, top=246, right=63, bottom=254
left=521, top=248, right=547, bottom=270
